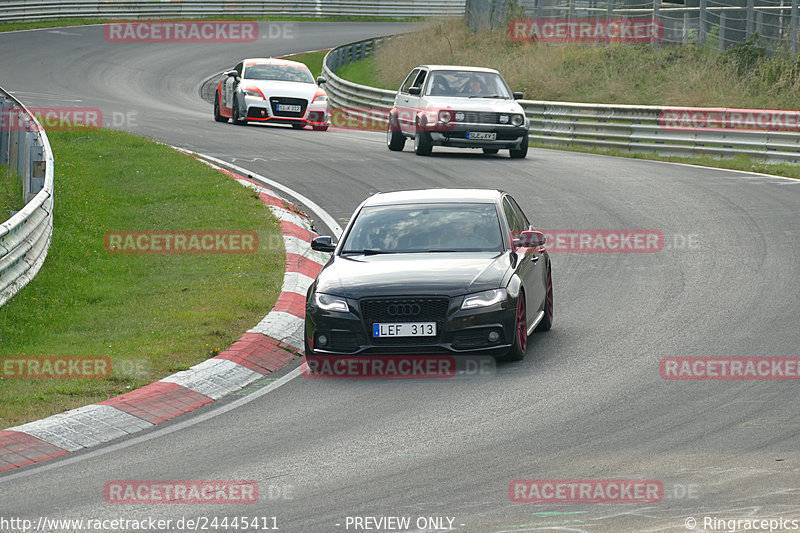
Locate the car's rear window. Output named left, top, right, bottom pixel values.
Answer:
left=244, top=64, right=315, bottom=83
left=341, top=203, right=504, bottom=253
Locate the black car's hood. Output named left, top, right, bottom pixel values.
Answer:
left=315, top=252, right=512, bottom=298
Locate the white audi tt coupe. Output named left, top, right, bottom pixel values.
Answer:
left=214, top=57, right=330, bottom=130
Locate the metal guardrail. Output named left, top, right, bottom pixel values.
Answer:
left=322, top=37, right=800, bottom=164
left=0, top=1, right=466, bottom=22
left=0, top=87, right=54, bottom=308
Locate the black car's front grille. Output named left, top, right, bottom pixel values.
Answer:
left=361, top=297, right=449, bottom=345
left=269, top=97, right=308, bottom=117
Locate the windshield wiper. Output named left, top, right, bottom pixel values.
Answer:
left=469, top=95, right=508, bottom=99
left=341, top=249, right=394, bottom=255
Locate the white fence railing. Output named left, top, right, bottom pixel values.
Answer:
left=322, top=37, right=800, bottom=164
left=0, top=0, right=466, bottom=22
left=0, top=87, right=55, bottom=308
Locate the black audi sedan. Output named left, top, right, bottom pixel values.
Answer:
left=304, top=189, right=553, bottom=360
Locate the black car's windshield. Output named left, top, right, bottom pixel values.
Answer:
left=243, top=64, right=315, bottom=83
left=341, top=203, right=504, bottom=254
left=426, top=71, right=513, bottom=98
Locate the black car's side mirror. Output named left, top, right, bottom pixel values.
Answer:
left=513, top=91, right=524, bottom=100
left=316, top=76, right=327, bottom=85
left=311, top=236, right=336, bottom=253
left=514, top=230, right=546, bottom=249
left=408, top=86, right=421, bottom=95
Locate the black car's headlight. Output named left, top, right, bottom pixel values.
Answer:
left=511, top=114, right=524, bottom=127
left=314, top=293, right=349, bottom=312
left=461, top=288, right=508, bottom=310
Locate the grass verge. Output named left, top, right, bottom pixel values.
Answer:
left=281, top=50, right=328, bottom=77
left=367, top=19, right=800, bottom=109
left=1, top=166, right=24, bottom=219
left=0, top=129, right=284, bottom=428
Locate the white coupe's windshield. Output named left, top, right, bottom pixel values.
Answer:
left=426, top=71, right=513, bottom=98
left=243, top=64, right=315, bottom=83
left=341, top=203, right=504, bottom=254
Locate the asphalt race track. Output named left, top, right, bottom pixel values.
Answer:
left=1, top=21, right=799, bottom=533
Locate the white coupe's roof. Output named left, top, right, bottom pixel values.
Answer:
left=417, top=65, right=501, bottom=74
left=242, top=57, right=310, bottom=69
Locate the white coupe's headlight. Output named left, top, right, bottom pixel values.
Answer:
left=312, top=94, right=328, bottom=103
left=511, top=114, right=524, bottom=126
left=314, top=293, right=349, bottom=312
left=499, top=114, right=509, bottom=124
left=461, top=288, right=508, bottom=309
left=242, top=87, right=264, bottom=99
left=455, top=112, right=465, bottom=122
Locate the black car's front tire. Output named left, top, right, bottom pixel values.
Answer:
left=505, top=291, right=528, bottom=361
left=536, top=267, right=553, bottom=332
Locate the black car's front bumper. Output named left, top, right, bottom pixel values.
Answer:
left=305, top=295, right=518, bottom=355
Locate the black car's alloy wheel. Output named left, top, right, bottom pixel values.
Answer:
left=506, top=292, right=527, bottom=361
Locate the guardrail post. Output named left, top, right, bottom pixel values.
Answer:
left=652, top=0, right=661, bottom=47
left=682, top=10, right=690, bottom=44
left=21, top=130, right=33, bottom=203
left=756, top=9, right=764, bottom=37
left=791, top=0, right=798, bottom=54
left=7, top=116, right=18, bottom=177
left=746, top=0, right=755, bottom=37
left=699, top=0, right=707, bottom=44
left=0, top=99, right=10, bottom=165
left=29, top=138, right=45, bottom=202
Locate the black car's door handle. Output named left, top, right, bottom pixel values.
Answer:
left=530, top=255, right=539, bottom=263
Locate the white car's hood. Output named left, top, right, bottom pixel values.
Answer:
left=242, top=79, right=321, bottom=100
left=424, top=96, right=523, bottom=113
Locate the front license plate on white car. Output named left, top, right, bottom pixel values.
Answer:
left=467, top=131, right=497, bottom=140
left=278, top=104, right=301, bottom=113
left=373, top=322, right=436, bottom=337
